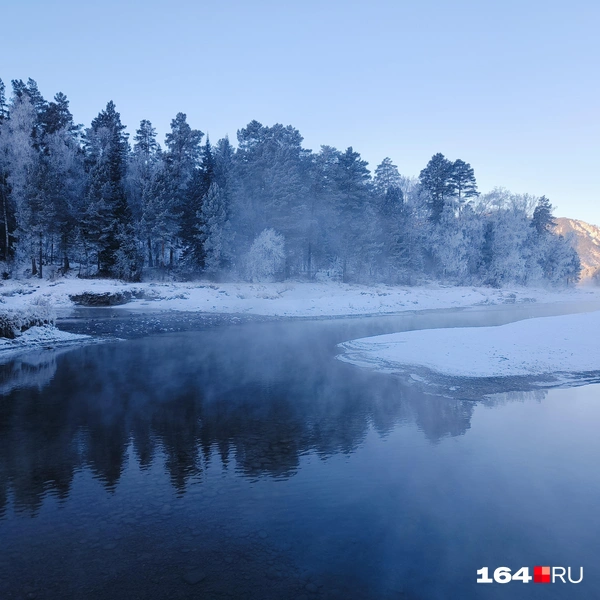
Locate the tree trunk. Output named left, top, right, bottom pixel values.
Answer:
left=169, top=247, right=174, bottom=268
left=1, top=188, right=8, bottom=261
left=63, top=254, right=70, bottom=272
left=39, top=232, right=43, bottom=278
left=147, top=237, right=153, bottom=267
left=32, top=257, right=37, bottom=276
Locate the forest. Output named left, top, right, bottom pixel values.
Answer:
left=0, top=78, right=581, bottom=286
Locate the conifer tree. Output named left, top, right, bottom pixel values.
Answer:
left=0, top=79, right=8, bottom=122
left=163, top=112, right=203, bottom=267
left=82, top=101, right=135, bottom=276
left=199, top=183, right=230, bottom=275
left=531, top=196, right=555, bottom=235
left=450, top=159, right=479, bottom=211
left=419, top=153, right=455, bottom=222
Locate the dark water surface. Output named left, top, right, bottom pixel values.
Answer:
left=1, top=303, right=599, bottom=599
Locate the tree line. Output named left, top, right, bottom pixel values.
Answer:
left=0, top=78, right=580, bottom=285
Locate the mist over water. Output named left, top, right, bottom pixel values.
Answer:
left=0, top=306, right=599, bottom=599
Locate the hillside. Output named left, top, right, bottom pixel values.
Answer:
left=555, top=217, right=600, bottom=281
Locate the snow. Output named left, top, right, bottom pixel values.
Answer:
left=338, top=310, right=600, bottom=378
left=1, top=276, right=600, bottom=318
left=0, top=325, right=90, bottom=356
left=1, top=276, right=600, bottom=359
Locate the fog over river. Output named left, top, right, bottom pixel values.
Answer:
left=1, top=302, right=598, bottom=599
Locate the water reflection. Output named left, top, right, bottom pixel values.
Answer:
left=0, top=320, right=547, bottom=517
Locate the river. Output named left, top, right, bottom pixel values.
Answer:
left=0, top=302, right=599, bottom=599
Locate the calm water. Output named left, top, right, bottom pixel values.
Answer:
left=1, top=304, right=599, bottom=599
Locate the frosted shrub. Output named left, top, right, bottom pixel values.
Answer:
left=244, top=229, right=285, bottom=283
left=0, top=298, right=56, bottom=339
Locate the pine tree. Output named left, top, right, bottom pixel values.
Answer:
left=373, top=157, right=402, bottom=196
left=450, top=159, right=478, bottom=211
left=419, top=153, right=455, bottom=222
left=0, top=79, right=8, bottom=122
left=41, top=92, right=80, bottom=137
left=531, top=196, right=555, bottom=235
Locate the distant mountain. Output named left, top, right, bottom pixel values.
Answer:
left=555, top=217, right=600, bottom=281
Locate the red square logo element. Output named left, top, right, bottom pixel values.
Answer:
left=534, top=566, right=551, bottom=583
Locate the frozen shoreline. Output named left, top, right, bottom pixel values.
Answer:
left=1, top=277, right=600, bottom=318
left=1, top=278, right=600, bottom=360
left=0, top=325, right=91, bottom=358
left=338, top=310, right=600, bottom=379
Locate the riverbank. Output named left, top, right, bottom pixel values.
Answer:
left=0, top=325, right=91, bottom=357
left=2, top=277, right=600, bottom=317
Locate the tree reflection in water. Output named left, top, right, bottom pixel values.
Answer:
left=0, top=319, right=546, bottom=517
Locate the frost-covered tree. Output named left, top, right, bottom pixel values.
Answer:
left=163, top=112, right=203, bottom=267
left=213, top=136, right=235, bottom=192
left=244, top=228, right=285, bottom=282
left=537, top=233, right=580, bottom=285
left=304, top=145, right=341, bottom=277
left=82, top=101, right=135, bottom=277
left=485, top=206, right=534, bottom=285
left=0, top=80, right=14, bottom=260
left=232, top=121, right=309, bottom=275
left=182, top=137, right=215, bottom=268
left=127, top=119, right=161, bottom=267
left=2, top=96, right=42, bottom=273
left=332, top=147, right=371, bottom=280
left=0, top=78, right=583, bottom=288
left=40, top=125, right=84, bottom=271
left=199, top=183, right=231, bottom=275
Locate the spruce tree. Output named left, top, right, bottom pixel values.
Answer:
left=129, top=120, right=160, bottom=267
left=83, top=101, right=134, bottom=276
left=182, top=138, right=214, bottom=267
left=199, top=183, right=230, bottom=275
left=333, top=147, right=371, bottom=280
left=163, top=112, right=203, bottom=267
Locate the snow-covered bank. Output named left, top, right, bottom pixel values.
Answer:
left=1, top=277, right=600, bottom=318
left=0, top=325, right=91, bottom=357
left=338, top=310, right=600, bottom=379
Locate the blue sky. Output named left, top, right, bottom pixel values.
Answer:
left=3, top=0, right=599, bottom=223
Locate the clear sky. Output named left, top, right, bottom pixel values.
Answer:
left=3, top=0, right=599, bottom=223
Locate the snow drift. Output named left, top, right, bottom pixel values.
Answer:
left=338, top=310, right=600, bottom=379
